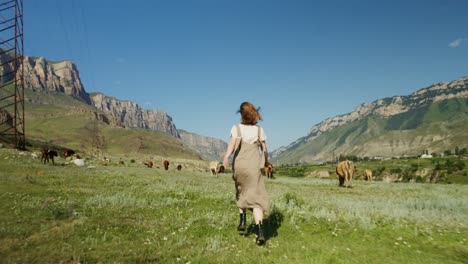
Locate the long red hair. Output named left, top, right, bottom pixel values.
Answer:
left=238, top=102, right=262, bottom=125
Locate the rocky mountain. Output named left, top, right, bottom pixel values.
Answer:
left=1, top=54, right=226, bottom=158
left=0, top=54, right=180, bottom=138
left=272, top=76, right=468, bottom=164
left=90, top=93, right=180, bottom=138
left=21, top=56, right=91, bottom=104
left=179, top=130, right=227, bottom=161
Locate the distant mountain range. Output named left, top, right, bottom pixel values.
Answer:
left=272, top=77, right=468, bottom=165
left=0, top=53, right=226, bottom=160
left=2, top=52, right=466, bottom=164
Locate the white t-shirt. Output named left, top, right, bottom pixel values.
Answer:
left=230, top=124, right=266, bottom=144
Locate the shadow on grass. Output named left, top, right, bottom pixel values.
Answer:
left=244, top=206, right=284, bottom=242
left=264, top=206, right=284, bottom=240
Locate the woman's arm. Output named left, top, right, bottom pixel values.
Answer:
left=261, top=141, right=269, bottom=167
left=223, top=137, right=237, bottom=168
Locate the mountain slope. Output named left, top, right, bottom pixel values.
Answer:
left=179, top=130, right=227, bottom=161
left=0, top=54, right=208, bottom=158
left=90, top=93, right=180, bottom=138
left=23, top=89, right=201, bottom=159
left=272, top=77, right=468, bottom=164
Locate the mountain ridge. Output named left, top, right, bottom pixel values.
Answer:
left=272, top=76, right=468, bottom=164
left=0, top=54, right=226, bottom=159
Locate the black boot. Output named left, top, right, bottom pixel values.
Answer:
left=237, top=213, right=246, bottom=231
left=256, top=224, right=265, bottom=245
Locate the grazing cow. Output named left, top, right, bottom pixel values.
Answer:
left=144, top=161, right=154, bottom=168
left=63, top=149, right=75, bottom=159
left=163, top=160, right=170, bottom=170
left=336, top=160, right=355, bottom=188
left=265, top=163, right=274, bottom=179
left=177, top=164, right=182, bottom=171
left=41, top=149, right=58, bottom=165
left=364, top=169, right=373, bottom=182
left=209, top=161, right=222, bottom=176
left=218, top=165, right=225, bottom=174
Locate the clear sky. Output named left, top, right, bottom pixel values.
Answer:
left=26, top=0, right=468, bottom=150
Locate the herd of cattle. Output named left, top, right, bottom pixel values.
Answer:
left=39, top=148, right=370, bottom=186
left=143, top=160, right=182, bottom=171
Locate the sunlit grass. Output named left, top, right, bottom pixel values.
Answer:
left=0, top=148, right=467, bottom=263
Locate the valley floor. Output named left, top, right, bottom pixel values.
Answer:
left=0, top=148, right=467, bottom=263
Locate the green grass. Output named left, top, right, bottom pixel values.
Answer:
left=22, top=100, right=201, bottom=159
left=0, top=148, right=467, bottom=263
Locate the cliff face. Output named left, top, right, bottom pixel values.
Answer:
left=0, top=55, right=180, bottom=138
left=306, top=77, right=467, bottom=143
left=178, top=130, right=227, bottom=161
left=0, top=54, right=231, bottom=157
left=90, top=93, right=180, bottom=138
left=272, top=76, right=468, bottom=162
left=21, top=56, right=91, bottom=103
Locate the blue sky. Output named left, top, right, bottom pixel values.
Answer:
left=26, top=0, right=468, bottom=150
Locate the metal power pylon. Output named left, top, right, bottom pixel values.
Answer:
left=0, top=0, right=25, bottom=149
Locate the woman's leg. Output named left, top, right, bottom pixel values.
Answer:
left=253, top=208, right=265, bottom=245
left=237, top=208, right=247, bottom=231
left=253, top=208, right=263, bottom=224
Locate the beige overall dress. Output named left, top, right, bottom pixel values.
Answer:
left=232, top=125, right=269, bottom=215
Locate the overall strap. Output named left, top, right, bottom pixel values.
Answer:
left=234, top=125, right=242, bottom=156
left=257, top=126, right=261, bottom=141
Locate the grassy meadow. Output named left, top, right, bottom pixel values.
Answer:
left=0, top=147, right=467, bottom=263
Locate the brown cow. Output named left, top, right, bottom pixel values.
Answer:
left=177, top=164, right=182, bottom=171
left=144, top=161, right=154, bottom=168
left=265, top=163, right=274, bottom=179
left=41, top=149, right=58, bottom=165
left=163, top=160, right=170, bottom=170
left=336, top=160, right=355, bottom=187
left=364, top=169, right=373, bottom=182
left=63, top=149, right=75, bottom=159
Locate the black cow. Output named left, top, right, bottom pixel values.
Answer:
left=41, top=149, right=58, bottom=165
